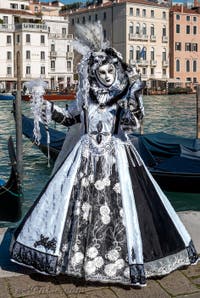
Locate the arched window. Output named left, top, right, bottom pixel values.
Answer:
left=150, top=47, right=155, bottom=60
left=136, top=23, right=140, bottom=34
left=129, top=22, right=133, bottom=34
left=176, top=59, right=180, bottom=72
left=186, top=60, right=190, bottom=72
left=142, top=47, right=147, bottom=60
left=129, top=46, right=134, bottom=60
left=136, top=46, right=140, bottom=60
left=150, top=24, right=155, bottom=36
left=142, top=23, right=147, bottom=35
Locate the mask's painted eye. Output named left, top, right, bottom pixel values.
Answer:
left=99, top=70, right=106, bottom=75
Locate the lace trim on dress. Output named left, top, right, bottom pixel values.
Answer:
left=11, top=241, right=58, bottom=275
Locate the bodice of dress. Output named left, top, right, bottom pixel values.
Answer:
left=87, top=101, right=118, bottom=145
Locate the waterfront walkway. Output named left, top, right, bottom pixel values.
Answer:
left=0, top=211, right=200, bottom=298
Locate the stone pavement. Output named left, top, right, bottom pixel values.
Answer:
left=0, top=211, right=200, bottom=298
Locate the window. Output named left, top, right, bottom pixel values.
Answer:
left=151, top=10, right=154, bottom=18
left=103, top=12, right=106, bottom=20
left=129, top=7, right=133, bottom=16
left=51, top=60, right=55, bottom=69
left=26, top=34, right=30, bottom=43
left=51, top=44, right=55, bottom=52
left=72, top=18, right=74, bottom=25
left=162, top=11, right=166, bottom=19
left=82, top=16, right=85, bottom=24
left=176, top=14, right=180, bottom=20
left=162, top=48, right=166, bottom=61
left=176, top=24, right=180, bottom=33
left=142, top=9, right=146, bottom=17
left=193, top=77, right=197, bottom=83
left=150, top=24, right=155, bottom=36
left=185, top=43, right=191, bottom=51
left=26, top=50, right=30, bottom=59
left=142, top=24, right=147, bottom=35
left=186, top=60, right=190, bottom=72
left=193, top=26, right=197, bottom=35
left=7, top=51, right=12, bottom=60
left=7, top=67, right=12, bottom=75
left=162, top=25, right=166, bottom=37
left=150, top=47, right=155, bottom=60
left=136, top=8, right=140, bottom=16
left=41, top=66, right=45, bottom=75
left=3, top=16, right=8, bottom=24
left=95, top=14, right=98, bottom=21
left=175, top=42, right=181, bottom=51
left=103, top=29, right=106, bottom=41
left=129, top=46, right=133, bottom=60
left=186, top=15, right=190, bottom=21
left=62, top=28, right=66, bottom=36
left=192, top=43, right=198, bottom=51
left=88, top=15, right=91, bottom=22
left=67, top=45, right=70, bottom=52
left=162, top=68, right=167, bottom=76
left=136, top=23, right=140, bottom=34
left=176, top=59, right=180, bottom=72
left=186, top=77, right=191, bottom=82
left=142, top=47, right=147, bottom=60
left=40, top=51, right=45, bottom=60
left=150, top=68, right=154, bottom=75
left=193, top=16, right=197, bottom=21
left=26, top=66, right=31, bottom=74
left=193, top=60, right=197, bottom=72
left=129, top=22, right=133, bottom=34
left=35, top=6, right=39, bottom=12
left=136, top=47, right=140, bottom=60
left=186, top=25, right=190, bottom=34
left=77, top=18, right=79, bottom=24
left=142, top=68, right=146, bottom=75
left=67, top=61, right=71, bottom=72
left=16, top=34, right=20, bottom=43
left=7, top=35, right=11, bottom=44
left=40, top=35, right=45, bottom=44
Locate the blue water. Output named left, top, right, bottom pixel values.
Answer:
left=0, top=94, right=199, bottom=227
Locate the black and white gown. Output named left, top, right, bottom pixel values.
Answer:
left=10, top=85, right=198, bottom=286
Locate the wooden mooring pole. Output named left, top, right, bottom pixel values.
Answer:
left=196, top=85, right=200, bottom=139
left=15, top=51, right=23, bottom=186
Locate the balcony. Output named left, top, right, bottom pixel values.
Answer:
left=150, top=35, right=156, bottom=42
left=150, top=60, right=157, bottom=66
left=137, top=60, right=148, bottom=66
left=15, top=23, right=48, bottom=32
left=141, top=35, right=148, bottom=41
left=162, top=36, right=168, bottom=43
left=49, top=33, right=73, bottom=40
left=50, top=51, right=57, bottom=59
left=0, top=24, right=15, bottom=32
left=162, top=60, right=169, bottom=67
left=129, top=33, right=142, bottom=41
left=66, top=52, right=74, bottom=59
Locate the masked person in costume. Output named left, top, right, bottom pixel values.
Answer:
left=10, top=22, right=198, bottom=287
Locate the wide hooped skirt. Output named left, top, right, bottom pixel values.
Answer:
left=10, top=135, right=198, bottom=286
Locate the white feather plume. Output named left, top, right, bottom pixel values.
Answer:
left=72, top=21, right=109, bottom=55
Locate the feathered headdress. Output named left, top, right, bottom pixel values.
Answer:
left=72, top=21, right=109, bottom=56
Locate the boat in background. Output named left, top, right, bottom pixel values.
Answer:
left=21, top=114, right=200, bottom=193
left=22, top=92, right=76, bottom=101
left=0, top=137, right=22, bottom=222
left=0, top=93, right=15, bottom=100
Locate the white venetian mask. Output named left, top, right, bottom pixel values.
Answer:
left=96, top=63, right=116, bottom=87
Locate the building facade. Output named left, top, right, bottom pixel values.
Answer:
left=169, top=5, right=200, bottom=90
left=0, top=0, right=74, bottom=92
left=68, top=0, right=170, bottom=88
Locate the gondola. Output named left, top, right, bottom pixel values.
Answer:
left=0, top=137, right=22, bottom=222
left=22, top=114, right=200, bottom=193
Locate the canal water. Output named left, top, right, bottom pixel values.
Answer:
left=0, top=94, right=200, bottom=228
